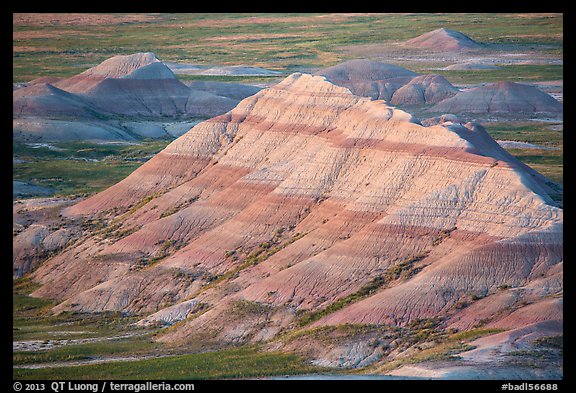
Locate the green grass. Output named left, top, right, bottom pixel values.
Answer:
left=448, top=328, right=505, bottom=342
left=482, top=121, right=563, bottom=146
left=433, top=64, right=563, bottom=85
left=507, top=148, right=563, bottom=166
left=13, top=140, right=171, bottom=161
left=13, top=277, right=54, bottom=318
left=14, top=159, right=141, bottom=197
left=508, top=149, right=563, bottom=184
left=230, top=299, right=273, bottom=316
left=481, top=121, right=563, bottom=185
left=13, top=335, right=160, bottom=365
left=13, top=305, right=142, bottom=341
left=13, top=345, right=319, bottom=380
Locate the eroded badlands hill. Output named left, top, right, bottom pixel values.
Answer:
left=23, top=73, right=562, bottom=372
left=315, top=59, right=459, bottom=105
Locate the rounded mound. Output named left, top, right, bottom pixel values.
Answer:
left=404, top=28, right=481, bottom=51
left=429, top=81, right=563, bottom=114
left=81, top=52, right=175, bottom=79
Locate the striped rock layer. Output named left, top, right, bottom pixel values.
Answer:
left=30, top=73, right=562, bottom=346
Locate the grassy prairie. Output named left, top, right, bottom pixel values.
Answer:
left=13, top=345, right=320, bottom=380
left=13, top=140, right=171, bottom=160
left=482, top=121, right=563, bottom=146
left=432, top=64, right=563, bottom=85
left=13, top=160, right=140, bottom=197
left=13, top=13, right=563, bottom=82
left=13, top=140, right=170, bottom=197
left=506, top=148, right=563, bottom=184
left=13, top=336, right=160, bottom=365
left=482, top=121, right=563, bottom=184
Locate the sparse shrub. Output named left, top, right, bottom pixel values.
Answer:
left=533, top=335, right=563, bottom=350
left=231, top=299, right=272, bottom=316
left=431, top=227, right=457, bottom=246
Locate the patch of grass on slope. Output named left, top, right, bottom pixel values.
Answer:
left=295, top=251, right=430, bottom=328
left=370, top=328, right=506, bottom=374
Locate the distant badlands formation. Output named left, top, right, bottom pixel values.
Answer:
left=13, top=52, right=260, bottom=141
left=403, top=28, right=483, bottom=51
left=14, top=28, right=563, bottom=377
